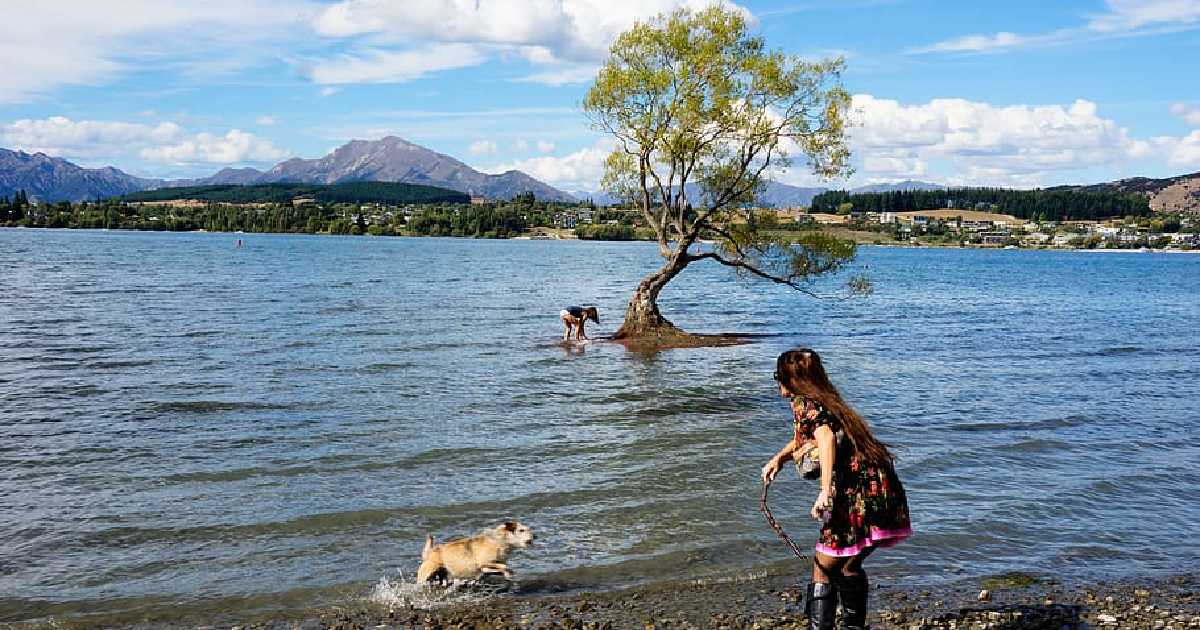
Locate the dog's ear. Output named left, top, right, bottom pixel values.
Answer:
left=503, top=521, right=518, bottom=532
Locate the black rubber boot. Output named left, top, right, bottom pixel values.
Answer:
left=805, top=582, right=837, bottom=630
left=838, top=572, right=869, bottom=630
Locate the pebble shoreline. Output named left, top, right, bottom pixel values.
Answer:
left=22, top=571, right=1189, bottom=630
left=316, top=572, right=1199, bottom=630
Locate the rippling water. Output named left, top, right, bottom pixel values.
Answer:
left=1, top=229, right=1198, bottom=623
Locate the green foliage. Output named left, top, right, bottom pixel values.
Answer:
left=576, top=223, right=637, bottom=240
left=810, top=188, right=1150, bottom=221
left=121, top=182, right=470, bottom=205
left=717, top=225, right=865, bottom=294
left=2, top=193, right=605, bottom=239
left=585, top=4, right=851, bottom=231
left=406, top=206, right=528, bottom=238
left=583, top=4, right=860, bottom=311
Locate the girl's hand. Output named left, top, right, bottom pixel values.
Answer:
left=761, top=456, right=783, bottom=484
left=811, top=488, right=832, bottom=521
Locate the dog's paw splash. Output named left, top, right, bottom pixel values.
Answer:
left=368, top=573, right=507, bottom=610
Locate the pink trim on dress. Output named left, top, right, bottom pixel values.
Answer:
left=814, top=526, right=913, bottom=557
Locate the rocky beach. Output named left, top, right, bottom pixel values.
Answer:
left=13, top=570, right=1195, bottom=630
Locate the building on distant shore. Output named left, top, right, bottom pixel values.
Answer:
left=808, top=213, right=848, bottom=225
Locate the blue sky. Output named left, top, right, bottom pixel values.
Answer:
left=2, top=0, right=1198, bottom=191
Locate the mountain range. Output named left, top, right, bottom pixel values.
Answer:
left=4, top=138, right=1196, bottom=213
left=1, top=137, right=573, bottom=203
left=1, top=148, right=157, bottom=202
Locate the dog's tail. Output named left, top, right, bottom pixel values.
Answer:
left=421, top=534, right=433, bottom=561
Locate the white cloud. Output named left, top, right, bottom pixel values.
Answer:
left=513, top=139, right=531, bottom=152
left=468, top=139, right=499, bottom=155
left=537, top=140, right=557, bottom=153
left=912, top=0, right=1200, bottom=54
left=846, top=95, right=1157, bottom=186
left=1170, top=102, right=1200, bottom=127
left=515, top=64, right=601, bottom=86
left=139, top=130, right=288, bottom=164
left=256, top=115, right=279, bottom=126
left=1146, top=131, right=1200, bottom=168
left=487, top=140, right=611, bottom=190
left=313, top=0, right=748, bottom=60
left=0, top=1, right=317, bottom=104
left=308, top=0, right=750, bottom=86
left=2, top=116, right=286, bottom=166
left=319, top=87, right=341, bottom=97
left=483, top=95, right=1196, bottom=191
left=912, top=32, right=1032, bottom=54
left=304, top=43, right=488, bottom=84
left=3, top=117, right=183, bottom=158
left=1167, top=131, right=1200, bottom=167
left=1086, top=0, right=1200, bottom=32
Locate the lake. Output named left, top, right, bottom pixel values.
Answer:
left=1, top=229, right=1197, bottom=624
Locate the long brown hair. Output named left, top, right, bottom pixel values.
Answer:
left=775, top=348, right=894, bottom=467
left=583, top=306, right=599, bottom=323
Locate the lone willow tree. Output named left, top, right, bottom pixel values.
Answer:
left=584, top=5, right=864, bottom=341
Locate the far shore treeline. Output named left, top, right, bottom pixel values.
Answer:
left=120, top=182, right=470, bottom=205
left=0, top=182, right=1168, bottom=241
left=0, top=187, right=619, bottom=237
left=810, top=187, right=1151, bottom=221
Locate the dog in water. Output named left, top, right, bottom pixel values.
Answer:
left=416, top=521, right=534, bottom=584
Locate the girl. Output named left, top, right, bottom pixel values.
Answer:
left=761, top=348, right=912, bottom=630
left=559, top=306, right=599, bottom=341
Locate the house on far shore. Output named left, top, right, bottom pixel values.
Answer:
left=1023, top=232, right=1052, bottom=246
left=808, top=213, right=849, bottom=225
left=469, top=195, right=489, bottom=205
left=979, top=231, right=1008, bottom=246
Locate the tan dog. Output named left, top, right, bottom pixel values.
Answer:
left=416, top=521, right=534, bottom=584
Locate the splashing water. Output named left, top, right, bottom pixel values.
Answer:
left=368, top=572, right=509, bottom=610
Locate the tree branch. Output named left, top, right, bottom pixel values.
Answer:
left=686, top=251, right=821, bottom=297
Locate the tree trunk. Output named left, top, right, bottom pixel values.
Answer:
left=612, top=253, right=690, bottom=339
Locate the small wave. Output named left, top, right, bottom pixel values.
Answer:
left=150, top=400, right=299, bottom=413
left=1055, top=545, right=1130, bottom=561
left=368, top=573, right=505, bottom=610
left=1094, top=346, right=1144, bottom=356
left=42, top=345, right=111, bottom=355
left=85, top=359, right=156, bottom=369
left=1005, top=438, right=1071, bottom=453
left=949, top=414, right=1089, bottom=432
left=176, top=330, right=220, bottom=338
left=319, top=303, right=363, bottom=315
left=361, top=362, right=415, bottom=373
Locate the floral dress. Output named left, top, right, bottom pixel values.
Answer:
left=793, top=398, right=913, bottom=557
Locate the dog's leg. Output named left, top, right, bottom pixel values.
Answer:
left=479, top=563, right=512, bottom=578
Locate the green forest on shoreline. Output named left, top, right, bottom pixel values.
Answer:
left=1, top=184, right=1193, bottom=250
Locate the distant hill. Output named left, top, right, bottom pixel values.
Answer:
left=0, top=148, right=160, bottom=202
left=249, top=136, right=574, bottom=202
left=188, top=167, right=266, bottom=186
left=576, top=179, right=941, bottom=208
left=121, top=181, right=469, bottom=205
left=1050, top=172, right=1200, bottom=214
left=850, top=180, right=946, bottom=194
